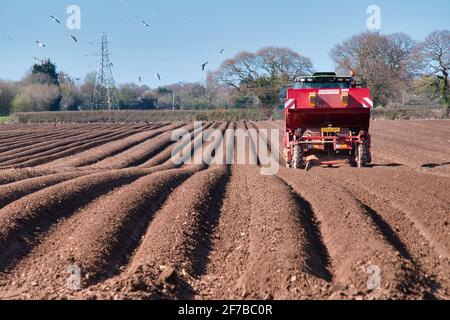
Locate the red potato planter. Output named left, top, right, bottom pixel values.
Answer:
left=283, top=72, right=373, bottom=169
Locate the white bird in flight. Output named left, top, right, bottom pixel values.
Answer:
left=49, top=15, right=61, bottom=24
left=70, top=35, right=78, bottom=43
left=142, top=21, right=150, bottom=28
left=156, top=73, right=161, bottom=80
left=35, top=41, right=46, bottom=47
left=202, top=62, right=209, bottom=71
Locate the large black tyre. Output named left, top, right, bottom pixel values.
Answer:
left=357, top=141, right=370, bottom=168
left=292, top=144, right=303, bottom=169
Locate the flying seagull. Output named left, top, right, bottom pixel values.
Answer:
left=220, top=49, right=224, bottom=54
left=70, top=35, right=78, bottom=43
left=142, top=21, right=150, bottom=28
left=49, top=15, right=61, bottom=24
left=75, top=78, right=81, bottom=81
left=139, top=76, right=142, bottom=83
left=33, top=57, right=44, bottom=64
left=156, top=73, right=161, bottom=80
left=201, top=62, right=209, bottom=71
left=35, top=40, right=46, bottom=47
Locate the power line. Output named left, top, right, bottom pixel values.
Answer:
left=0, top=56, right=223, bottom=63
left=2, top=23, right=342, bottom=40
left=0, top=40, right=329, bottom=52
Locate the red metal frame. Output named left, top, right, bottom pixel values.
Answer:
left=284, top=87, right=373, bottom=167
left=285, top=88, right=372, bottom=129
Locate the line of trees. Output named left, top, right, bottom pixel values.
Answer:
left=0, top=60, right=83, bottom=115
left=330, top=30, right=449, bottom=114
left=0, top=30, right=448, bottom=117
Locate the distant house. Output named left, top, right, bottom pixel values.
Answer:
left=138, top=96, right=158, bottom=110
left=118, top=97, right=158, bottom=110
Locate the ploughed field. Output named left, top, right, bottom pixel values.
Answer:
left=0, top=120, right=448, bottom=300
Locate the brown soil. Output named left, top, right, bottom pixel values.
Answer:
left=0, top=120, right=448, bottom=300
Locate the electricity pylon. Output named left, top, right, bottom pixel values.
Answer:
left=93, top=33, right=118, bottom=110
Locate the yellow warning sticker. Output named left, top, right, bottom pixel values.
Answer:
left=321, top=127, right=341, bottom=133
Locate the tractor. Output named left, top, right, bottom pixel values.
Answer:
left=283, top=72, right=373, bottom=169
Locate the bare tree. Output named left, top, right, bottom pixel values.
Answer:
left=204, top=71, right=219, bottom=106
left=330, top=32, right=416, bottom=106
left=416, top=30, right=450, bottom=115
left=216, top=47, right=313, bottom=89
left=214, top=47, right=313, bottom=116
left=80, top=72, right=97, bottom=109
left=214, top=51, right=258, bottom=91
left=256, top=47, right=313, bottom=80
left=387, top=33, right=417, bottom=78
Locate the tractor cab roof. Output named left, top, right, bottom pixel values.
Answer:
left=294, top=72, right=353, bottom=83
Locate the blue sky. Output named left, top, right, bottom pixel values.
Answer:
left=0, top=0, right=449, bottom=87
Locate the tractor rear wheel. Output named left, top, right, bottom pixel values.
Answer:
left=292, top=144, right=303, bottom=169
left=357, top=141, right=370, bottom=168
